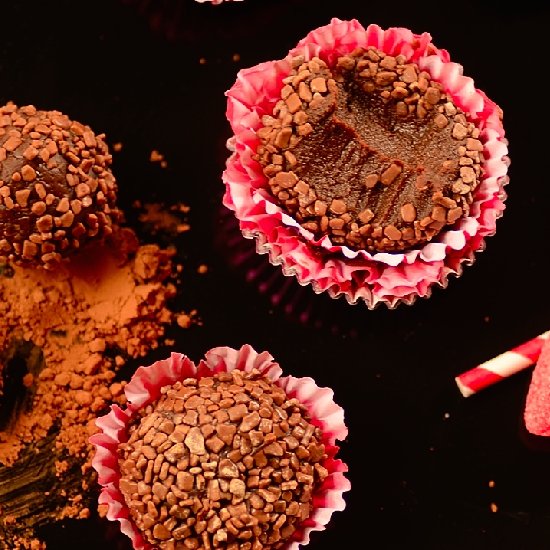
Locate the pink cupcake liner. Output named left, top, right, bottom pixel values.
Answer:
left=223, top=18, right=509, bottom=309
left=90, top=345, right=350, bottom=549
left=195, top=0, right=241, bottom=3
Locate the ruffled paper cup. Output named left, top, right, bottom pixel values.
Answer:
left=223, top=18, right=509, bottom=309
left=195, top=0, right=241, bottom=4
left=90, top=345, right=349, bottom=549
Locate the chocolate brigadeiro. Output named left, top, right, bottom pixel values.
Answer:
left=120, top=370, right=324, bottom=548
left=223, top=19, right=509, bottom=308
left=0, top=102, right=121, bottom=268
left=91, top=346, right=349, bottom=550
left=256, top=49, right=482, bottom=254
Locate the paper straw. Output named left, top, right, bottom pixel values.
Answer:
left=455, top=331, right=550, bottom=397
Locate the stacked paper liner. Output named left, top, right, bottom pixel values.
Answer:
left=223, top=18, right=509, bottom=309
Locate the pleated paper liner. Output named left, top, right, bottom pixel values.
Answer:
left=90, top=345, right=350, bottom=549
left=223, top=18, right=509, bottom=310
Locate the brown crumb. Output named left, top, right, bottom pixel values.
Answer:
left=97, top=503, right=108, bottom=518
left=232, top=53, right=241, bottom=62
left=22, top=373, right=34, bottom=388
left=149, top=149, right=164, bottom=163
left=176, top=313, right=192, bottom=329
left=199, top=57, right=207, bottom=65
left=112, top=142, right=123, bottom=152
left=137, top=202, right=191, bottom=236
left=197, top=264, right=208, bottom=274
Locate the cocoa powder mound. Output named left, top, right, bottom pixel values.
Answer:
left=0, top=225, right=193, bottom=547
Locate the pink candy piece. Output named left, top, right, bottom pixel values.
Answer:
left=524, top=338, right=550, bottom=436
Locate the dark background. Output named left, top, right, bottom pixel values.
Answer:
left=2, top=0, right=550, bottom=548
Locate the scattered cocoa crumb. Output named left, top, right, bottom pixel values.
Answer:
left=150, top=149, right=164, bottom=162
left=112, top=142, right=123, bottom=152
left=197, top=264, right=208, bottom=274
left=22, top=373, right=33, bottom=388
left=11, top=536, right=45, bottom=550
left=136, top=202, right=191, bottom=236
left=176, top=309, right=201, bottom=329
left=490, top=502, right=498, bottom=513
left=199, top=57, right=207, bottom=65
left=232, top=53, right=240, bottom=62
left=97, top=503, right=108, bottom=518
left=149, top=149, right=167, bottom=168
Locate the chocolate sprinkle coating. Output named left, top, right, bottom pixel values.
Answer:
left=0, top=102, right=121, bottom=267
left=256, top=49, right=484, bottom=253
left=118, top=369, right=328, bottom=549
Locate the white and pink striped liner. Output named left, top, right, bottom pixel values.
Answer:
left=90, top=345, right=350, bottom=550
left=223, top=18, right=509, bottom=308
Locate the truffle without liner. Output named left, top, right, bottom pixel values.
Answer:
left=0, top=102, right=121, bottom=268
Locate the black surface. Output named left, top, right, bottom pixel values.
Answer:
left=2, top=0, right=550, bottom=548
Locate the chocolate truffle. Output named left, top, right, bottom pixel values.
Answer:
left=117, top=368, right=328, bottom=549
left=0, top=102, right=121, bottom=267
left=256, top=49, right=483, bottom=253
left=224, top=19, right=508, bottom=308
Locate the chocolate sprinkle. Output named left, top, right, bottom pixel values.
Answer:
left=255, top=49, right=484, bottom=253
left=0, top=102, right=121, bottom=267
left=118, top=368, right=328, bottom=549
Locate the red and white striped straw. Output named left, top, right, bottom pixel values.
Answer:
left=455, top=330, right=550, bottom=397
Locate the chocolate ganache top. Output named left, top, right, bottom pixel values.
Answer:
left=255, top=48, right=484, bottom=253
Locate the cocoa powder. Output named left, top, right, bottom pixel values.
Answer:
left=0, top=225, right=194, bottom=547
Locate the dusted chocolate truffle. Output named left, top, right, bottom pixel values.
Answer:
left=0, top=102, right=121, bottom=267
left=256, top=49, right=483, bottom=253
left=118, top=368, right=327, bottom=548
